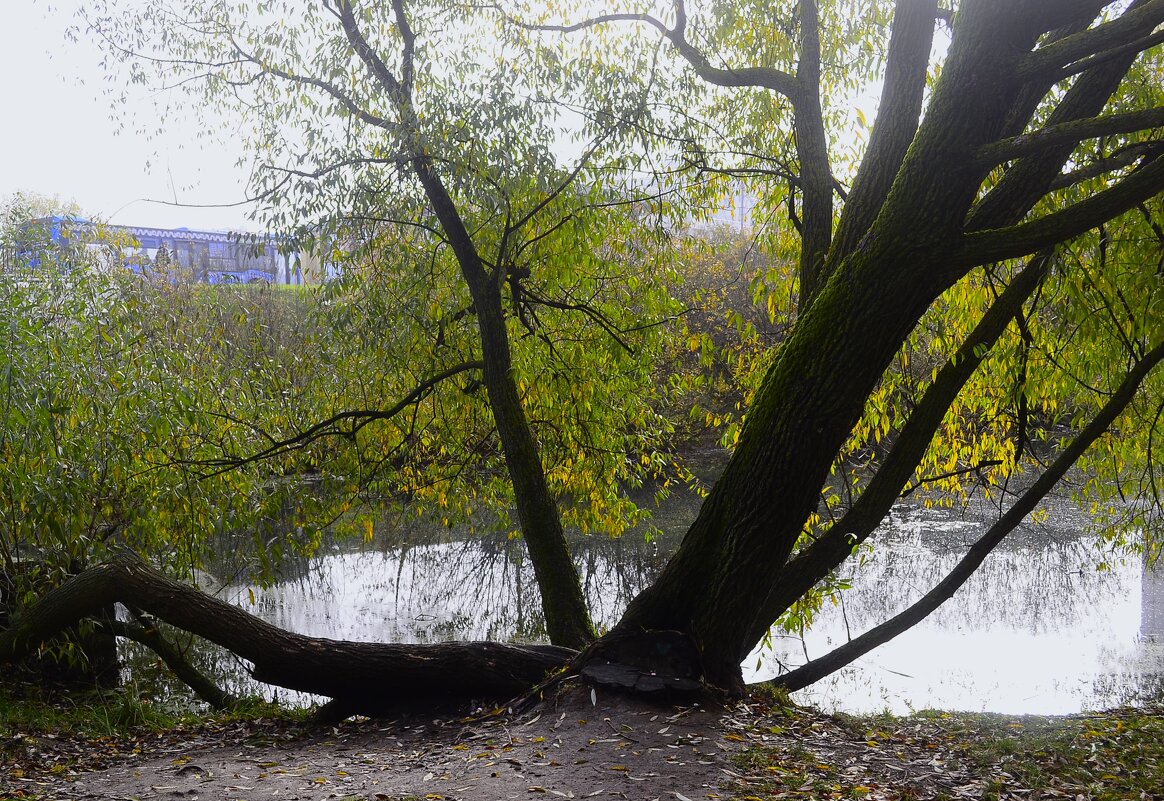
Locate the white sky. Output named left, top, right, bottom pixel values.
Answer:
left=1, top=1, right=258, bottom=231
left=0, top=2, right=908, bottom=235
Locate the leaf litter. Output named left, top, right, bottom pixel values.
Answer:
left=3, top=686, right=1161, bottom=800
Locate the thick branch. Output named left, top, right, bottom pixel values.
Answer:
left=101, top=617, right=238, bottom=711
left=1018, top=0, right=1164, bottom=81
left=773, top=336, right=1164, bottom=692
left=391, top=0, right=416, bottom=97
left=967, top=33, right=1148, bottom=233
left=0, top=552, right=576, bottom=710
left=959, top=155, right=1164, bottom=267
left=832, top=0, right=938, bottom=259
left=334, top=0, right=408, bottom=105
left=1052, top=28, right=1164, bottom=83
left=995, top=17, right=1099, bottom=143
left=976, top=107, right=1164, bottom=168
left=743, top=253, right=1050, bottom=647
left=792, top=0, right=833, bottom=309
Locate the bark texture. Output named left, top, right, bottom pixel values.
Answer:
left=0, top=552, right=576, bottom=713
left=592, top=0, right=1164, bottom=693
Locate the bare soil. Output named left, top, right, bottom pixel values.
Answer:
left=5, top=687, right=740, bottom=801
left=7, top=687, right=1159, bottom=800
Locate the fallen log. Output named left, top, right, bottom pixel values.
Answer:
left=0, top=551, right=576, bottom=713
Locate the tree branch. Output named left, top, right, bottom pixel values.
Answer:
left=1, top=552, right=576, bottom=710
left=790, top=0, right=833, bottom=309
left=391, top=0, right=417, bottom=98
left=832, top=0, right=938, bottom=259
left=100, top=616, right=239, bottom=711
left=1051, top=28, right=1164, bottom=83
left=772, top=335, right=1164, bottom=692
left=194, top=361, right=485, bottom=472
left=976, top=107, right=1164, bottom=169
left=498, top=1, right=800, bottom=99
left=229, top=41, right=395, bottom=133
left=1017, top=0, right=1164, bottom=81
left=1048, top=140, right=1164, bottom=191
left=518, top=288, right=635, bottom=355
left=332, top=0, right=408, bottom=104
left=966, top=31, right=1149, bottom=233
left=959, top=155, right=1164, bottom=267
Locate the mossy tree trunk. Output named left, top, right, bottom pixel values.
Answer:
left=589, top=0, right=1164, bottom=692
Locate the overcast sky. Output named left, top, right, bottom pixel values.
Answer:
left=1, top=2, right=906, bottom=236
left=1, top=1, right=258, bottom=231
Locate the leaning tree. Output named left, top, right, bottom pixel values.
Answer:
left=3, top=0, right=1164, bottom=710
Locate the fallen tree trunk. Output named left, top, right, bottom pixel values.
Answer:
left=0, top=551, right=576, bottom=713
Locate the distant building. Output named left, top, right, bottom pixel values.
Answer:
left=3, top=216, right=307, bottom=285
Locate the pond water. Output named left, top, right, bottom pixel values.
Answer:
left=751, top=500, right=1164, bottom=714
left=176, top=492, right=1164, bottom=716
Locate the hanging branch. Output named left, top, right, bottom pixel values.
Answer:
left=772, top=336, right=1164, bottom=692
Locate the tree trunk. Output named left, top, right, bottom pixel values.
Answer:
left=332, top=3, right=597, bottom=650
left=595, top=3, right=1102, bottom=693
left=0, top=552, right=575, bottom=715
left=411, top=155, right=598, bottom=650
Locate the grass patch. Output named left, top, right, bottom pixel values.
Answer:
left=1, top=679, right=310, bottom=736
left=895, top=708, right=1164, bottom=800
left=0, top=681, right=192, bottom=740
left=727, top=700, right=1164, bottom=801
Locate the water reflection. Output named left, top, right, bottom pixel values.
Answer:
left=1143, top=551, right=1164, bottom=643
left=139, top=497, right=1164, bottom=715
left=221, top=532, right=666, bottom=645
left=753, top=502, right=1164, bottom=714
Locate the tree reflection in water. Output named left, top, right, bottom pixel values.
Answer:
left=754, top=499, right=1164, bottom=714
left=120, top=495, right=1164, bottom=714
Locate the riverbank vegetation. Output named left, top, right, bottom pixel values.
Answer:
left=728, top=695, right=1164, bottom=800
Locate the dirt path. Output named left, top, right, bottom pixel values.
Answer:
left=9, top=690, right=1160, bottom=800
left=6, top=689, right=741, bottom=801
